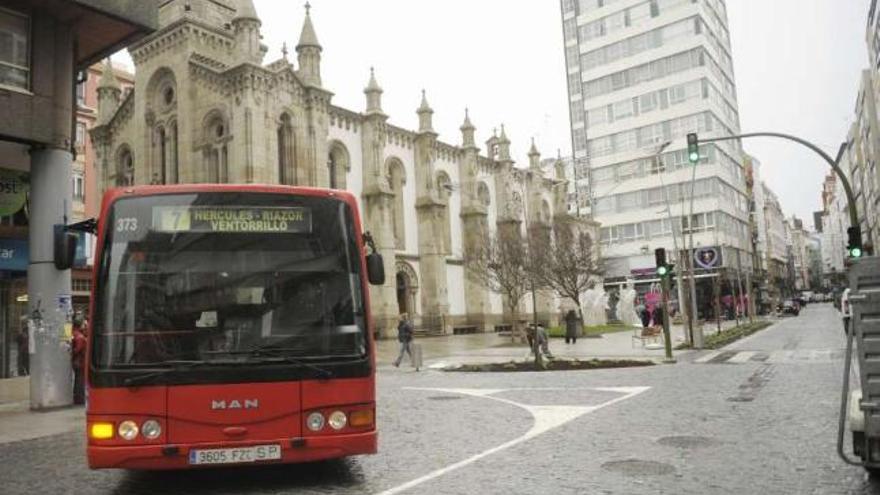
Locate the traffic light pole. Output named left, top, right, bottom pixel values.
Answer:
left=661, top=274, right=675, bottom=363
left=694, top=132, right=857, bottom=231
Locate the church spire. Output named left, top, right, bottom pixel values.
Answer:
left=296, top=2, right=322, bottom=86
left=417, top=90, right=434, bottom=134
left=98, top=58, right=120, bottom=90
left=460, top=108, right=476, bottom=149
left=297, top=2, right=321, bottom=50
left=528, top=138, right=541, bottom=169
left=364, top=67, right=384, bottom=115
left=232, top=0, right=263, bottom=64
left=233, top=0, right=259, bottom=22
left=97, top=58, right=121, bottom=125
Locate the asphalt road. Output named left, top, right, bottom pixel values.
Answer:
left=1, top=303, right=876, bottom=494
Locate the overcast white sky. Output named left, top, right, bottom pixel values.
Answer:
left=114, top=0, right=871, bottom=228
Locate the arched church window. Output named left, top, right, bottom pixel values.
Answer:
left=541, top=200, right=551, bottom=224
left=478, top=181, right=491, bottom=208
left=203, top=112, right=229, bottom=183
left=277, top=113, right=295, bottom=184
left=153, top=125, right=166, bottom=184
left=436, top=171, right=452, bottom=255
left=116, top=146, right=134, bottom=187
left=168, top=120, right=179, bottom=183
left=387, top=158, right=406, bottom=250
left=328, top=142, right=349, bottom=190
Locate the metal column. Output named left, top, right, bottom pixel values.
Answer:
left=27, top=19, right=75, bottom=409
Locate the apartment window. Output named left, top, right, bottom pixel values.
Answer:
left=0, top=8, right=30, bottom=90
left=76, top=82, right=85, bottom=107
left=72, top=278, right=91, bottom=292
left=72, top=173, right=84, bottom=201
left=563, top=18, right=577, bottom=40
left=75, top=122, right=86, bottom=147
left=570, top=102, right=585, bottom=124
left=612, top=99, right=636, bottom=121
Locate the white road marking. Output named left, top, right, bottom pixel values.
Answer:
left=695, top=351, right=722, bottom=363
left=376, top=386, right=650, bottom=495
left=728, top=351, right=757, bottom=363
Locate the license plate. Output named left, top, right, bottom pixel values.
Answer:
left=188, top=444, right=282, bottom=465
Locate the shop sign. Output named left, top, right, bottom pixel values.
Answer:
left=0, top=169, right=28, bottom=217
left=0, top=239, right=28, bottom=272
left=693, top=246, right=723, bottom=269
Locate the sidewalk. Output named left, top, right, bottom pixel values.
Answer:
left=376, top=319, right=750, bottom=370
left=0, top=376, right=86, bottom=445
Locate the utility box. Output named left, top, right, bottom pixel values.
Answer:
left=849, top=256, right=880, bottom=464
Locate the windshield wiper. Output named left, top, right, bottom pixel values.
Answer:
left=122, top=359, right=221, bottom=387
left=219, top=347, right=336, bottom=379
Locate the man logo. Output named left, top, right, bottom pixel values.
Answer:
left=211, top=399, right=259, bottom=410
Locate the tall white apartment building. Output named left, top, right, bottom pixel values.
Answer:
left=561, top=0, right=751, bottom=288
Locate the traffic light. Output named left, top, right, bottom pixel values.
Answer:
left=655, top=248, right=672, bottom=277
left=848, top=226, right=863, bottom=258
left=687, top=133, right=699, bottom=164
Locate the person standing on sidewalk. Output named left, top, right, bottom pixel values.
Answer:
left=15, top=324, right=28, bottom=376
left=564, top=310, right=580, bottom=344
left=71, top=315, right=88, bottom=405
left=393, top=313, right=414, bottom=368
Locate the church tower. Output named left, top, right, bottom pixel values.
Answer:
left=296, top=3, right=322, bottom=87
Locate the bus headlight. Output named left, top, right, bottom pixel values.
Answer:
left=141, top=420, right=161, bottom=440
left=328, top=411, right=347, bottom=430
left=306, top=412, right=325, bottom=431
left=118, top=420, right=139, bottom=441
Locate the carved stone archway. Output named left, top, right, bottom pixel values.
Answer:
left=395, top=260, right=419, bottom=318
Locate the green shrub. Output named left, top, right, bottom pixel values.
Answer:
left=676, top=321, right=773, bottom=350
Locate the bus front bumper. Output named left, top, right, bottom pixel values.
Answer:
left=87, top=431, right=377, bottom=470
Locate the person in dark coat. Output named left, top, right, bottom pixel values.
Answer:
left=393, top=313, right=414, bottom=368
left=653, top=306, right=665, bottom=329
left=71, top=315, right=88, bottom=405
left=640, top=306, right=652, bottom=328
left=564, top=310, right=580, bottom=344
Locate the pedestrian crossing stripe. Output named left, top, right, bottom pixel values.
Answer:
left=727, top=351, right=757, bottom=363
left=694, top=350, right=841, bottom=364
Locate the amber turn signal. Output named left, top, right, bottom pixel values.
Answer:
left=349, top=409, right=374, bottom=428
left=90, top=422, right=114, bottom=440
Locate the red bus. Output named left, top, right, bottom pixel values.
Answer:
left=84, top=184, right=385, bottom=469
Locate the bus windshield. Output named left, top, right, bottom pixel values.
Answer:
left=92, top=192, right=367, bottom=373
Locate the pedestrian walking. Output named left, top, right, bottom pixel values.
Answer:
left=653, top=305, right=665, bottom=329
left=15, top=324, right=28, bottom=376
left=71, top=315, right=88, bottom=405
left=536, top=323, right=552, bottom=358
left=841, top=287, right=852, bottom=335
left=564, top=310, right=580, bottom=344
left=640, top=305, right=652, bottom=329
left=393, top=313, right=414, bottom=368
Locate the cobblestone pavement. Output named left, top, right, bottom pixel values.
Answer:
left=1, top=303, right=877, bottom=494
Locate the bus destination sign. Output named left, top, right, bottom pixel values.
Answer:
left=152, top=206, right=312, bottom=233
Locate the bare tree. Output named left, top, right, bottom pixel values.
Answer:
left=465, top=227, right=531, bottom=342
left=530, top=219, right=599, bottom=321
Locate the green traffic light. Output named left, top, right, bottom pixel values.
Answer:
left=688, top=151, right=700, bottom=163
left=657, top=266, right=668, bottom=276
left=850, top=247, right=863, bottom=258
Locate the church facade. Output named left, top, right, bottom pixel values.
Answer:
left=90, top=0, right=597, bottom=337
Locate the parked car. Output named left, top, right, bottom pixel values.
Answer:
left=778, top=299, right=801, bottom=316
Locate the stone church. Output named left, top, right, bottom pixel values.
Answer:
left=90, top=0, right=597, bottom=337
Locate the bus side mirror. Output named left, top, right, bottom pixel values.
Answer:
left=53, top=225, right=77, bottom=270
left=366, top=253, right=385, bottom=285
